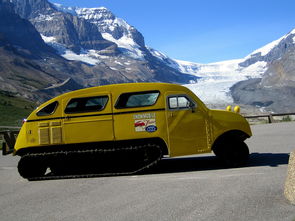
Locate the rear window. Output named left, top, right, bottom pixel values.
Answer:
left=115, top=91, right=160, bottom=109
left=37, top=101, right=58, bottom=116
left=65, top=96, right=108, bottom=114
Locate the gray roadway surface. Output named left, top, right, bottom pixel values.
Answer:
left=0, top=122, right=294, bottom=221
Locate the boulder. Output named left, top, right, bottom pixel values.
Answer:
left=284, top=150, right=295, bottom=205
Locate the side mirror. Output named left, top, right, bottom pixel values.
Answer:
left=189, top=102, right=196, bottom=113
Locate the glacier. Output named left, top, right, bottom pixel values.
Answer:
left=50, top=3, right=295, bottom=109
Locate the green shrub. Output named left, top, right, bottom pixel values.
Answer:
left=282, top=115, right=292, bottom=122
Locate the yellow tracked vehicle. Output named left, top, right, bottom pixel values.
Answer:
left=10, top=83, right=251, bottom=180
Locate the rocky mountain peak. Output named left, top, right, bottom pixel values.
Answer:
left=75, top=7, right=115, bottom=21
left=70, top=5, right=146, bottom=48
left=229, top=29, right=295, bottom=113
left=239, top=29, right=295, bottom=67
left=10, top=0, right=117, bottom=54
left=11, top=0, right=56, bottom=19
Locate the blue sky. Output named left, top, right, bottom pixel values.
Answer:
left=51, top=0, right=295, bottom=63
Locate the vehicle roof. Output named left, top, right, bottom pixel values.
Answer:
left=30, top=82, right=207, bottom=119
left=52, top=82, right=190, bottom=100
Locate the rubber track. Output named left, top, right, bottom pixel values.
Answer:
left=19, top=144, right=162, bottom=181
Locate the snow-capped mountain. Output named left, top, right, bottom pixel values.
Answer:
left=230, top=29, right=295, bottom=113
left=53, top=4, right=146, bottom=59
left=2, top=0, right=295, bottom=112
left=8, top=0, right=195, bottom=89
left=148, top=27, right=295, bottom=112
left=149, top=47, right=267, bottom=107
left=76, top=7, right=146, bottom=57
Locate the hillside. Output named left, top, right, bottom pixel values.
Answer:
left=0, top=90, right=35, bottom=126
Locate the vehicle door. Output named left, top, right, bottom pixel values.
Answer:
left=166, top=92, right=209, bottom=157
left=62, top=93, right=114, bottom=144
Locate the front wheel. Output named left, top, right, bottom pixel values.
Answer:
left=213, top=139, right=249, bottom=167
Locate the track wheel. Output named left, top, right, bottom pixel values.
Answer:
left=213, top=139, right=249, bottom=167
left=18, top=156, right=47, bottom=179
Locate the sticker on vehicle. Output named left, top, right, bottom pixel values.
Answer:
left=145, top=125, right=157, bottom=133
left=134, top=119, right=156, bottom=132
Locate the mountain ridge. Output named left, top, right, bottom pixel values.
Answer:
left=0, top=0, right=196, bottom=103
left=1, top=0, right=295, bottom=113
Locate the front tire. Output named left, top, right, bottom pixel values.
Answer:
left=213, top=139, right=249, bottom=167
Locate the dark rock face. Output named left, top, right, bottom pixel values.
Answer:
left=10, top=0, right=55, bottom=19
left=261, top=50, right=295, bottom=88
left=32, top=11, right=117, bottom=53
left=11, top=0, right=117, bottom=54
left=0, top=0, right=60, bottom=98
left=0, top=0, right=55, bottom=57
left=239, top=31, right=295, bottom=68
left=231, top=78, right=295, bottom=113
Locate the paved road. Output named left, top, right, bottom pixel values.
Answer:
left=0, top=122, right=294, bottom=221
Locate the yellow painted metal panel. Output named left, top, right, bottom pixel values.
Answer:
left=38, top=128, right=49, bottom=145
left=51, top=121, right=61, bottom=126
left=38, top=122, right=49, bottom=127
left=51, top=127, right=62, bottom=144
left=63, top=116, right=114, bottom=143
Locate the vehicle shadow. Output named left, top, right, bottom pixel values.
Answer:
left=143, top=152, right=290, bottom=175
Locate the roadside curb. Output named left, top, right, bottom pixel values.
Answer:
left=284, top=150, right=295, bottom=205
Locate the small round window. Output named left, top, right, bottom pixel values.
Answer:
left=37, top=101, right=58, bottom=116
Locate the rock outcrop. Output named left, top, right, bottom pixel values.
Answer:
left=284, top=150, right=295, bottom=205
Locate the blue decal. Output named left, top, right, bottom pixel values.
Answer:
left=146, top=125, right=157, bottom=133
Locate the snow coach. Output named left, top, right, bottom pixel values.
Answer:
left=3, top=83, right=252, bottom=180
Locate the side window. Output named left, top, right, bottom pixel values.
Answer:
left=37, top=101, right=58, bottom=116
left=168, top=97, right=178, bottom=109
left=65, top=96, right=108, bottom=114
left=115, top=91, right=160, bottom=109
left=168, top=95, right=195, bottom=110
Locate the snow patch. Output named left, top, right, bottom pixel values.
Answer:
left=53, top=3, right=78, bottom=15
left=35, top=13, right=55, bottom=22
left=63, top=50, right=99, bottom=65
left=185, top=80, right=236, bottom=105
left=41, top=34, right=56, bottom=43
left=102, top=33, right=144, bottom=59
left=41, top=34, right=100, bottom=65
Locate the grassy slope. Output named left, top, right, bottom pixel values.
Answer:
left=0, top=91, right=36, bottom=126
